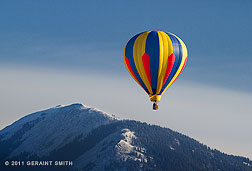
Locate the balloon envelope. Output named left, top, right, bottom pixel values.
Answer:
left=123, top=31, right=187, bottom=105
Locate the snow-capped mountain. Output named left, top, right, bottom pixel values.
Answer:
left=0, top=103, right=251, bottom=171
left=0, top=104, right=117, bottom=159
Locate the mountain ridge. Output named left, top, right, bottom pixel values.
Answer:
left=0, top=103, right=251, bottom=171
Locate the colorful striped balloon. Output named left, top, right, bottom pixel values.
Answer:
left=123, top=31, right=188, bottom=110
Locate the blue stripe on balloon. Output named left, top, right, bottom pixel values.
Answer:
left=145, top=31, right=160, bottom=94
left=125, top=33, right=150, bottom=94
left=159, top=32, right=183, bottom=94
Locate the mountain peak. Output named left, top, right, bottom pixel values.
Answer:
left=0, top=103, right=118, bottom=158
left=68, top=103, right=84, bottom=107
left=52, top=103, right=118, bottom=120
left=54, top=103, right=85, bottom=109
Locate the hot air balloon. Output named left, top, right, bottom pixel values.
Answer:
left=123, top=31, right=188, bottom=110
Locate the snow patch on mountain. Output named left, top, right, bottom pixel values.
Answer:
left=243, top=161, right=251, bottom=167
left=73, top=128, right=147, bottom=170
left=174, top=138, right=180, bottom=145
left=169, top=145, right=175, bottom=150
left=116, top=129, right=135, bottom=153
left=116, top=129, right=147, bottom=163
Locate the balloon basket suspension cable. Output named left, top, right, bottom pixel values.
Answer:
left=153, top=102, right=159, bottom=110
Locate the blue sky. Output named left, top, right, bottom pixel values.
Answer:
left=1, top=0, right=252, bottom=159
left=1, top=0, right=252, bottom=91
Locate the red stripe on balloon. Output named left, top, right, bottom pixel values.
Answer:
left=142, top=53, right=152, bottom=86
left=176, top=57, right=187, bottom=78
left=169, top=57, right=187, bottom=87
left=125, top=56, right=141, bottom=86
left=162, top=53, right=175, bottom=86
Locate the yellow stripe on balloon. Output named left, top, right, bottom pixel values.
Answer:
left=161, top=33, right=187, bottom=95
left=156, top=31, right=173, bottom=94
left=133, top=31, right=153, bottom=95
left=155, top=31, right=164, bottom=95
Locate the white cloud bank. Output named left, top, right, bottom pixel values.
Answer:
left=0, top=66, right=251, bottom=159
